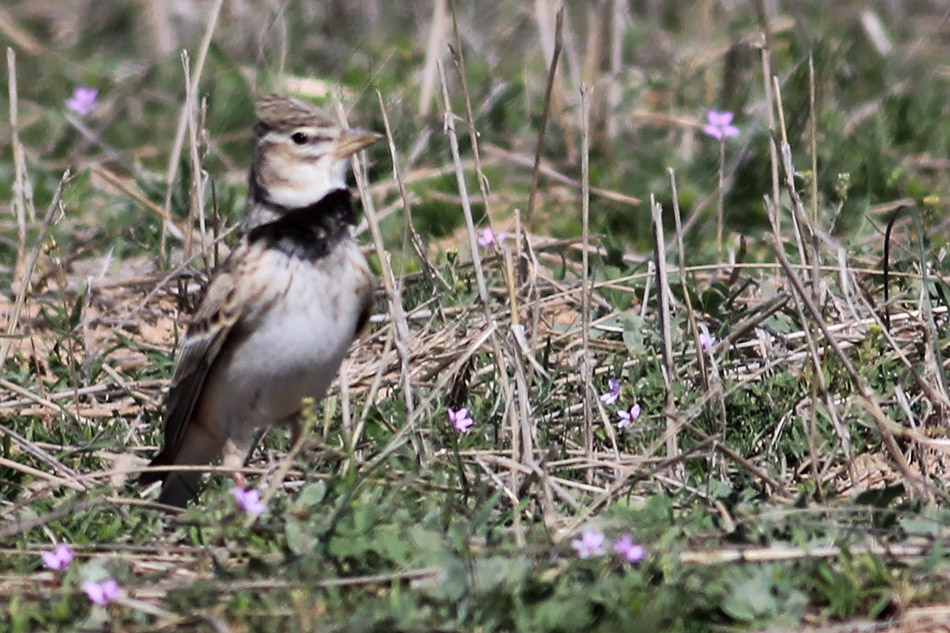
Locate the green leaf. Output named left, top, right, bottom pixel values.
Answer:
left=374, top=528, right=414, bottom=566
left=295, top=481, right=327, bottom=509
left=721, top=569, right=778, bottom=622
left=473, top=555, right=529, bottom=593
left=328, top=534, right=368, bottom=559
left=285, top=518, right=316, bottom=555
left=622, top=312, right=646, bottom=353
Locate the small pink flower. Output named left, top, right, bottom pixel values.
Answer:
left=612, top=534, right=646, bottom=563
left=41, top=544, right=74, bottom=571
left=83, top=578, right=120, bottom=606
left=703, top=110, right=739, bottom=141
left=65, top=86, right=98, bottom=116
left=477, top=228, right=506, bottom=249
left=600, top=378, right=621, bottom=405
left=698, top=332, right=716, bottom=353
left=571, top=529, right=607, bottom=559
left=447, top=407, right=474, bottom=433
left=232, top=487, right=267, bottom=516
left=617, top=403, right=641, bottom=429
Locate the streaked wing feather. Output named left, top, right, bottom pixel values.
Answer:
left=160, top=267, right=243, bottom=459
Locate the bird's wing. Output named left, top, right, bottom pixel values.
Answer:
left=159, top=253, right=248, bottom=461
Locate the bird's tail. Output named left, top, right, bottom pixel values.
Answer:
left=139, top=451, right=202, bottom=508
left=137, top=451, right=171, bottom=486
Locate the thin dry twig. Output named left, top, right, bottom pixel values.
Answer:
left=0, top=496, right=105, bottom=540
left=650, top=194, right=680, bottom=472
left=579, top=83, right=594, bottom=482
left=0, top=170, right=70, bottom=371
left=449, top=1, right=495, bottom=230
left=340, top=101, right=423, bottom=460
left=182, top=51, right=209, bottom=265
left=7, top=47, right=28, bottom=282
left=482, top=144, right=640, bottom=206
left=376, top=91, right=446, bottom=293
left=668, top=168, right=727, bottom=475
left=752, top=0, right=782, bottom=235
left=524, top=7, right=564, bottom=227
left=418, top=0, right=447, bottom=116
left=160, top=0, right=224, bottom=255
left=771, top=77, right=810, bottom=270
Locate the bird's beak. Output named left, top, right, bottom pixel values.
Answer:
left=334, top=129, right=383, bottom=159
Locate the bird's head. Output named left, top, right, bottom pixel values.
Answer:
left=250, top=93, right=381, bottom=209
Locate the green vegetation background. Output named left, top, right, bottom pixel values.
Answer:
left=1, top=2, right=949, bottom=632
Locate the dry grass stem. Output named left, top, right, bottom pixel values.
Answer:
left=449, top=1, right=495, bottom=230
left=418, top=0, right=447, bottom=116
left=579, top=83, right=594, bottom=481
left=771, top=76, right=810, bottom=270
left=668, top=168, right=727, bottom=474
left=7, top=47, right=28, bottom=284
left=753, top=0, right=782, bottom=234
left=1, top=170, right=70, bottom=372
left=376, top=91, right=446, bottom=293
left=482, top=144, right=640, bottom=206
left=182, top=51, right=209, bottom=265
left=649, top=195, right=680, bottom=472
left=525, top=7, right=564, bottom=227
left=160, top=0, right=224, bottom=255
left=345, top=107, right=422, bottom=459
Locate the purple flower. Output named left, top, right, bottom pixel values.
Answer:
left=83, top=578, right=120, bottom=606
left=477, top=228, right=507, bottom=249
left=698, top=332, right=716, bottom=353
left=617, top=403, right=641, bottom=429
left=65, top=86, right=98, bottom=116
left=41, top=545, right=74, bottom=571
left=447, top=407, right=474, bottom=433
left=41, top=544, right=74, bottom=571
left=232, top=487, right=267, bottom=516
left=612, top=534, right=646, bottom=563
left=571, top=529, right=607, bottom=559
left=599, top=378, right=621, bottom=405
left=702, top=110, right=739, bottom=141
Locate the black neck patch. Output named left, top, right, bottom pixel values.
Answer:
left=246, top=189, right=356, bottom=261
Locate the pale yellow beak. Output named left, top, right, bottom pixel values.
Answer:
left=334, top=129, right=383, bottom=159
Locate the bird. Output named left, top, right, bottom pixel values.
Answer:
left=139, top=93, right=381, bottom=507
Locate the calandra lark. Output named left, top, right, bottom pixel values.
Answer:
left=140, top=93, right=380, bottom=507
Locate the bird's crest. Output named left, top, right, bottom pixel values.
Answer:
left=254, top=93, right=337, bottom=135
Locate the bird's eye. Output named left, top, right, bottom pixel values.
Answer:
left=291, top=132, right=309, bottom=145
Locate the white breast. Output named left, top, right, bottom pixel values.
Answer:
left=200, top=240, right=370, bottom=440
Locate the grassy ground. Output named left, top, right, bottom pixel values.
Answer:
left=1, top=1, right=950, bottom=631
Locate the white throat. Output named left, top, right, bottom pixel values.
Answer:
left=267, top=158, right=348, bottom=208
